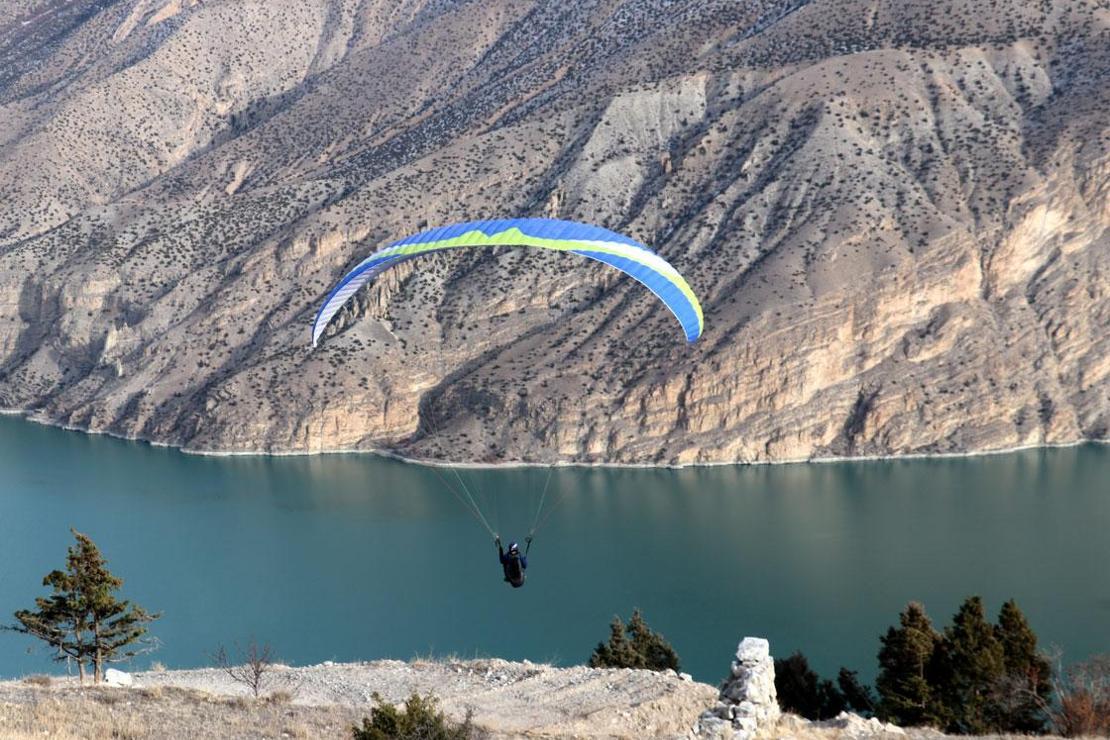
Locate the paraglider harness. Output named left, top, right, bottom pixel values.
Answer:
left=497, top=536, right=531, bottom=588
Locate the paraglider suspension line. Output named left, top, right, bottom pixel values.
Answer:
left=418, top=410, right=497, bottom=538
left=532, top=484, right=568, bottom=534
left=427, top=462, right=496, bottom=538
left=527, top=465, right=555, bottom=538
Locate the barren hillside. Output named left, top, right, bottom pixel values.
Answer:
left=0, top=0, right=1106, bottom=463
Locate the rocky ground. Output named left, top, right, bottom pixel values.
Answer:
left=0, top=659, right=1065, bottom=739
left=0, top=0, right=1107, bottom=464
left=0, top=659, right=715, bottom=739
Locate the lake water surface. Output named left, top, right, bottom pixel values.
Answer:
left=1, top=415, right=1107, bottom=682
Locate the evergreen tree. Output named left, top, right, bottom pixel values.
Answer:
left=10, top=529, right=159, bottom=683
left=837, top=667, right=877, bottom=716
left=588, top=609, right=679, bottom=671
left=774, top=652, right=846, bottom=720
left=937, top=596, right=1005, bottom=733
left=589, top=616, right=637, bottom=669
left=626, top=609, right=680, bottom=672
left=775, top=652, right=822, bottom=719
left=353, top=693, right=481, bottom=740
left=875, top=602, right=943, bottom=726
left=989, top=599, right=1052, bottom=733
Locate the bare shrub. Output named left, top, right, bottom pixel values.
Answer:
left=268, top=689, right=293, bottom=704
left=1044, top=654, right=1110, bottom=737
left=23, top=674, right=52, bottom=687
left=211, top=639, right=278, bottom=699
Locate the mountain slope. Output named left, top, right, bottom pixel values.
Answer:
left=0, top=0, right=1106, bottom=463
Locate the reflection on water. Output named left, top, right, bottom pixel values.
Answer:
left=1, top=416, right=1107, bottom=682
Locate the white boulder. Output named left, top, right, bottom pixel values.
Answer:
left=735, top=637, right=770, bottom=663
left=104, top=668, right=133, bottom=687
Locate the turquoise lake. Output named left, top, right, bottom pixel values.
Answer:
left=1, top=414, right=1107, bottom=683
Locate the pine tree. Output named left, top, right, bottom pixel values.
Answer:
left=774, top=652, right=847, bottom=720
left=589, top=616, right=636, bottom=668
left=775, top=652, right=823, bottom=719
left=10, top=529, right=159, bottom=683
left=989, top=600, right=1052, bottom=733
left=937, top=596, right=1005, bottom=733
left=875, top=602, right=943, bottom=726
left=626, top=609, right=680, bottom=672
left=837, top=668, right=877, bottom=716
left=588, top=610, right=679, bottom=671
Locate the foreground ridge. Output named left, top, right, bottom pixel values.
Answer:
left=0, top=655, right=1068, bottom=739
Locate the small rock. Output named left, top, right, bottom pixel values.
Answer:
left=734, top=715, right=757, bottom=733
left=734, top=700, right=760, bottom=717
left=695, top=713, right=734, bottom=738
left=815, top=711, right=906, bottom=737
left=679, top=672, right=693, bottom=682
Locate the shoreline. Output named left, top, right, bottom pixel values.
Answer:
left=1, top=407, right=1105, bottom=471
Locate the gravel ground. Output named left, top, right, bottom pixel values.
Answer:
left=0, top=658, right=717, bottom=738
left=140, top=658, right=718, bottom=737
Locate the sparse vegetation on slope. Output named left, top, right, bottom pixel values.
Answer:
left=0, top=0, right=1106, bottom=464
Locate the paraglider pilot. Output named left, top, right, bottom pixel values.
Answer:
left=496, top=536, right=531, bottom=588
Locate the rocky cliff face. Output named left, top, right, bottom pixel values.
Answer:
left=0, top=0, right=1106, bottom=463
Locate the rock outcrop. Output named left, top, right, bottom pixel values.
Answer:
left=0, top=0, right=1106, bottom=463
left=697, top=638, right=917, bottom=739
left=698, top=637, right=780, bottom=738
left=813, top=711, right=907, bottom=738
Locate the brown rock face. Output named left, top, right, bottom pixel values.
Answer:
left=0, top=0, right=1106, bottom=463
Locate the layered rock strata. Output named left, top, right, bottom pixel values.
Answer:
left=0, top=0, right=1106, bottom=463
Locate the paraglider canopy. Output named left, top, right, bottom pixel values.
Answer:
left=311, top=218, right=703, bottom=346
